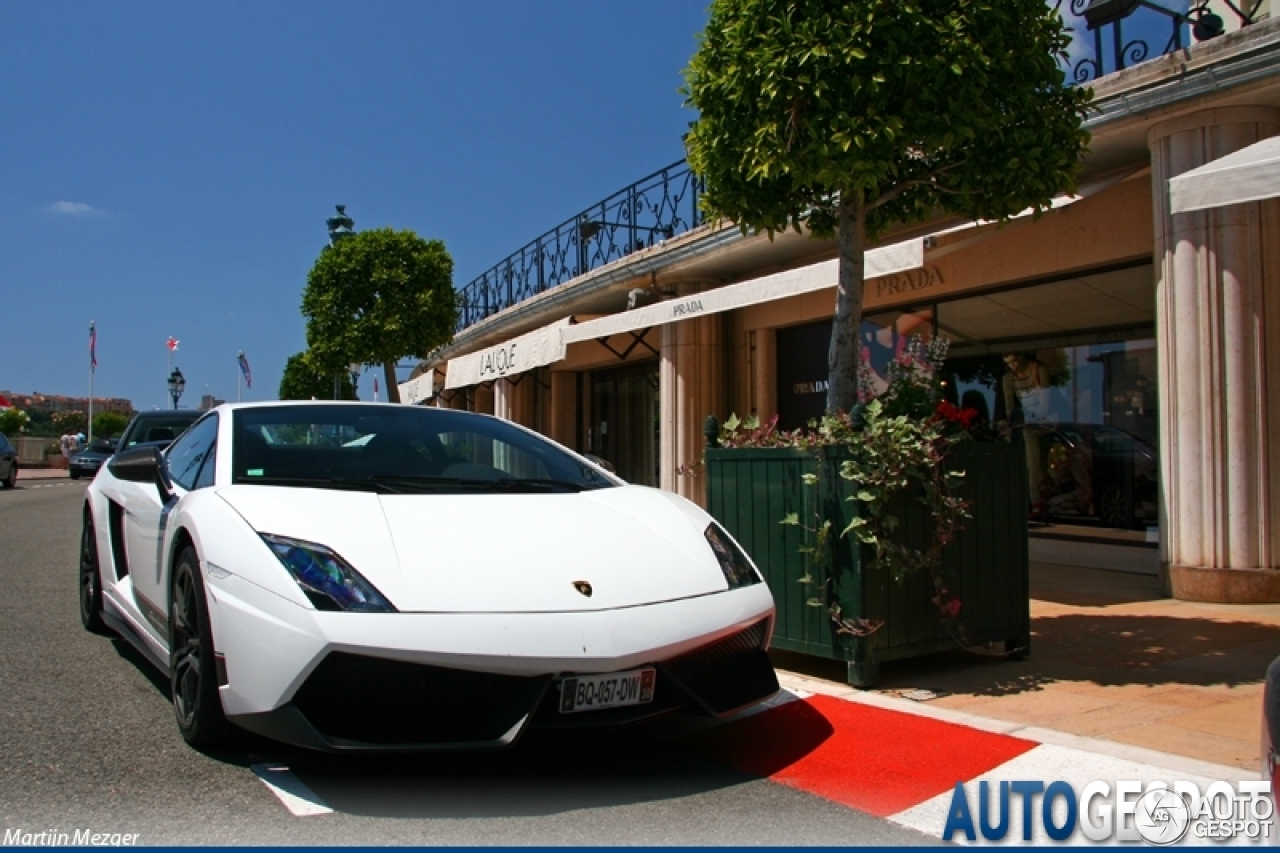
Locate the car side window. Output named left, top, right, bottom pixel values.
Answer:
left=167, top=415, right=219, bottom=491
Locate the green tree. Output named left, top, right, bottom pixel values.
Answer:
left=302, top=228, right=456, bottom=404
left=24, top=409, right=54, bottom=437
left=278, top=351, right=356, bottom=401
left=92, top=411, right=130, bottom=439
left=0, top=408, right=30, bottom=435
left=683, top=0, right=1090, bottom=413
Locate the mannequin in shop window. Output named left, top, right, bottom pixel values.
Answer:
left=1002, top=352, right=1051, bottom=520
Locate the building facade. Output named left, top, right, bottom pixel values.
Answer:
left=408, top=15, right=1280, bottom=604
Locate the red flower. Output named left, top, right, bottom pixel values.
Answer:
left=935, top=400, right=979, bottom=429
left=943, top=598, right=962, bottom=618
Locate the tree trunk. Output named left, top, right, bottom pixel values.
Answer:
left=383, top=361, right=401, bottom=403
left=826, top=190, right=866, bottom=414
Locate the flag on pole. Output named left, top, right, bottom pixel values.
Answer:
left=167, top=336, right=179, bottom=352
left=89, top=322, right=97, bottom=371
left=237, top=351, right=253, bottom=388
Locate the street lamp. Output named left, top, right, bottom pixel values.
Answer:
left=327, top=204, right=355, bottom=245
left=168, top=367, right=186, bottom=410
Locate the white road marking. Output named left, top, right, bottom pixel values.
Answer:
left=251, top=763, right=333, bottom=817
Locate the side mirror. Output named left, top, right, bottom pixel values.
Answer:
left=108, top=445, right=162, bottom=482
left=108, top=445, right=176, bottom=501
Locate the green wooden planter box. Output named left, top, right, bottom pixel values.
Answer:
left=705, top=441, right=1030, bottom=687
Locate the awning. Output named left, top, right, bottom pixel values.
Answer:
left=561, top=237, right=923, bottom=345
left=1169, top=135, right=1280, bottom=214
left=397, top=371, right=436, bottom=405
left=444, top=317, right=571, bottom=390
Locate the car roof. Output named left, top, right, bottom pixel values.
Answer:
left=129, top=409, right=203, bottom=421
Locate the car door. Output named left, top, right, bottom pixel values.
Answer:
left=125, top=414, right=219, bottom=638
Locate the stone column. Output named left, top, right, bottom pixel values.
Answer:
left=753, top=327, right=778, bottom=423
left=659, top=282, right=726, bottom=506
left=549, top=372, right=577, bottom=449
left=493, top=378, right=514, bottom=421
left=1150, top=106, right=1280, bottom=602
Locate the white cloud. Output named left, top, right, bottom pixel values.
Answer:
left=46, top=201, right=105, bottom=216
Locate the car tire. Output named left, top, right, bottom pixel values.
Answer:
left=169, top=546, right=230, bottom=749
left=79, top=511, right=110, bottom=635
left=69, top=470, right=80, bottom=480
left=1, top=464, right=15, bottom=489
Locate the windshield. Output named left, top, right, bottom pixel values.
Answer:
left=231, top=405, right=617, bottom=493
left=124, top=415, right=201, bottom=448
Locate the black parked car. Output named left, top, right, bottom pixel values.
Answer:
left=1024, top=422, right=1158, bottom=529
left=69, top=438, right=119, bottom=480
left=117, top=410, right=203, bottom=452
left=0, top=433, right=17, bottom=489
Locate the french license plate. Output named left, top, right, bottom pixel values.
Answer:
left=558, top=668, right=656, bottom=714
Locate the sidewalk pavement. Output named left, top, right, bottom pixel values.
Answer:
left=772, top=561, right=1277, bottom=777
left=16, top=466, right=70, bottom=481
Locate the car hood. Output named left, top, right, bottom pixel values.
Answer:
left=215, top=484, right=732, bottom=613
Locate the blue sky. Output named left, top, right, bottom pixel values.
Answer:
left=0, top=2, right=710, bottom=410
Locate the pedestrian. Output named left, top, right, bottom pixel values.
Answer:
left=59, top=433, right=74, bottom=468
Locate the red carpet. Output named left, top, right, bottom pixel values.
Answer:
left=692, top=694, right=1036, bottom=816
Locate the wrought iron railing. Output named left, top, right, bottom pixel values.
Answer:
left=455, top=161, right=703, bottom=332
left=1059, top=0, right=1261, bottom=83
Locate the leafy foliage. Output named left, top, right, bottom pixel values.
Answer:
left=0, top=408, right=30, bottom=435
left=302, top=228, right=457, bottom=403
left=91, top=411, right=130, bottom=439
left=51, top=410, right=87, bottom=435
left=278, top=351, right=356, bottom=401
left=683, top=0, right=1091, bottom=412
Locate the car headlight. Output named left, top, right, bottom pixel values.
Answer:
left=259, top=533, right=397, bottom=613
left=704, top=522, right=762, bottom=589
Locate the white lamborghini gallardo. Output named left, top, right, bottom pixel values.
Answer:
left=80, top=402, right=778, bottom=751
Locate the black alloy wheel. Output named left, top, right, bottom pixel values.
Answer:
left=1, top=463, right=15, bottom=489
left=1099, top=485, right=1132, bottom=529
left=79, top=512, right=109, bottom=634
left=169, top=546, right=229, bottom=748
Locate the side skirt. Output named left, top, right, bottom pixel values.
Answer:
left=102, top=596, right=170, bottom=676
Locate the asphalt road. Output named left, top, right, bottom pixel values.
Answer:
left=0, top=480, right=933, bottom=846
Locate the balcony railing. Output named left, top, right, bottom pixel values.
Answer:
left=455, top=161, right=703, bottom=333
left=1059, top=0, right=1261, bottom=82
left=453, top=0, right=1259, bottom=335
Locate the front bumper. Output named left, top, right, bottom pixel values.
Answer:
left=206, top=568, right=777, bottom=751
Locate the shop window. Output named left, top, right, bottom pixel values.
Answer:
left=775, top=310, right=933, bottom=431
